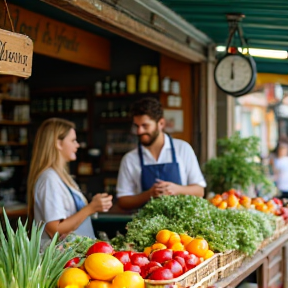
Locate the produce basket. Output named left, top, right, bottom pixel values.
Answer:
left=273, top=216, right=286, bottom=240
left=145, top=254, right=218, bottom=288
left=217, top=250, right=246, bottom=279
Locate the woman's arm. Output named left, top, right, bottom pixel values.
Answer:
left=45, top=193, right=113, bottom=238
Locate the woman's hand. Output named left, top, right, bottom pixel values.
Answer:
left=88, top=193, right=113, bottom=214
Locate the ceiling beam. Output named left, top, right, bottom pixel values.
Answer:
left=40, top=0, right=209, bottom=63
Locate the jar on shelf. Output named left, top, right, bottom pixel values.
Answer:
left=126, top=74, right=136, bottom=94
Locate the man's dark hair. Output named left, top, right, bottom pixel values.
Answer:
left=131, top=97, right=163, bottom=122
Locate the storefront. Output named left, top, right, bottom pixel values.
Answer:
left=0, top=0, right=216, bottom=226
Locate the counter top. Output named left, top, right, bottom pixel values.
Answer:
left=0, top=203, right=28, bottom=217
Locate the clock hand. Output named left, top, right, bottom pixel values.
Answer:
left=231, top=61, right=234, bottom=80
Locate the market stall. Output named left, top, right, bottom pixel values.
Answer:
left=1, top=192, right=287, bottom=288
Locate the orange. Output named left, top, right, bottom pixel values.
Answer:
left=58, top=268, right=90, bottom=288
left=151, top=242, right=167, bottom=250
left=239, top=196, right=251, bottom=208
left=111, top=271, right=145, bottom=288
left=143, top=246, right=152, bottom=257
left=85, top=253, right=123, bottom=281
left=86, top=280, right=112, bottom=288
left=170, top=242, right=184, bottom=251
left=204, top=249, right=214, bottom=260
left=218, top=201, right=228, bottom=210
left=227, top=194, right=239, bottom=208
left=210, top=194, right=222, bottom=206
left=156, top=229, right=172, bottom=245
left=167, top=232, right=181, bottom=248
left=180, top=233, right=194, bottom=246
left=186, top=238, right=209, bottom=258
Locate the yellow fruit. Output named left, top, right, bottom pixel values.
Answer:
left=204, top=249, right=214, bottom=260
left=58, top=268, right=90, bottom=288
left=170, top=242, right=184, bottom=251
left=167, top=232, right=181, bottom=248
left=143, top=246, right=152, bottom=257
left=185, top=238, right=209, bottom=258
left=85, top=253, right=123, bottom=281
left=156, top=230, right=172, bottom=245
left=151, top=242, right=167, bottom=250
left=179, top=234, right=194, bottom=247
left=111, top=271, right=145, bottom=288
left=86, top=280, right=113, bottom=288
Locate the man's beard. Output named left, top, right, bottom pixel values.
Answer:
left=138, top=128, right=160, bottom=147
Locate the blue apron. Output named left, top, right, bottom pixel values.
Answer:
left=63, top=182, right=86, bottom=211
left=138, top=135, right=182, bottom=192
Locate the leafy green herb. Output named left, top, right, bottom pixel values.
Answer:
left=111, top=195, right=277, bottom=256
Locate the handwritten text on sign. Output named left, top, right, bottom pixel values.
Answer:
left=0, top=29, right=33, bottom=78
left=1, top=4, right=110, bottom=70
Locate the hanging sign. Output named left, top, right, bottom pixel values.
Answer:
left=0, top=28, right=33, bottom=78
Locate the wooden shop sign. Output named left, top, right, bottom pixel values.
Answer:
left=0, top=28, right=33, bottom=78
left=0, top=4, right=110, bottom=70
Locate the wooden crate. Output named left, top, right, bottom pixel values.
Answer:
left=145, top=254, right=218, bottom=288
left=217, top=250, right=246, bottom=279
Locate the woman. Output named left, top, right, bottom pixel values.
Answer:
left=273, top=142, right=288, bottom=199
left=27, top=118, right=113, bottom=241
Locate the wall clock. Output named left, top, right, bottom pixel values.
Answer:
left=214, top=53, right=257, bottom=97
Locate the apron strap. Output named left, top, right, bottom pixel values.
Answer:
left=62, top=181, right=85, bottom=212
left=168, top=134, right=177, bottom=163
left=138, top=142, right=144, bottom=168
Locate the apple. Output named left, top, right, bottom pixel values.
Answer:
left=113, top=251, right=131, bottom=265
left=173, top=250, right=189, bottom=259
left=64, top=257, right=81, bottom=268
left=150, top=249, right=173, bottom=264
left=141, top=261, right=162, bottom=278
left=149, top=267, right=174, bottom=280
left=124, top=262, right=141, bottom=273
left=164, top=259, right=183, bottom=278
left=86, top=241, right=114, bottom=256
left=173, top=256, right=187, bottom=272
left=131, top=252, right=150, bottom=267
left=185, top=254, right=200, bottom=270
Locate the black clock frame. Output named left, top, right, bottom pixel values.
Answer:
left=214, top=53, right=257, bottom=97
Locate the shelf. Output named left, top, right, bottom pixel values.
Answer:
left=0, top=161, right=27, bottom=167
left=0, top=94, right=30, bottom=103
left=95, top=92, right=160, bottom=100
left=30, top=111, right=87, bottom=116
left=0, top=120, right=30, bottom=125
left=98, top=117, right=131, bottom=124
left=0, top=142, right=28, bottom=146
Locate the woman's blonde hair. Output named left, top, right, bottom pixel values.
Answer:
left=27, top=118, right=77, bottom=223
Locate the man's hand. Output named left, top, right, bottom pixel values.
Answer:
left=148, top=183, right=165, bottom=198
left=154, top=180, right=181, bottom=196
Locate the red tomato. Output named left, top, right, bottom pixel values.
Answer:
left=124, top=262, right=141, bottom=273
left=141, top=261, right=162, bottom=279
left=130, top=252, right=150, bottom=267
left=173, top=256, right=187, bottom=272
left=64, top=257, right=81, bottom=268
left=173, top=250, right=189, bottom=259
left=150, top=249, right=173, bottom=264
left=113, top=251, right=131, bottom=265
left=185, top=254, right=200, bottom=270
left=149, top=267, right=174, bottom=280
left=86, top=241, right=114, bottom=256
left=164, top=259, right=183, bottom=278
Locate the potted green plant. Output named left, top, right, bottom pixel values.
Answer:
left=203, top=132, right=274, bottom=195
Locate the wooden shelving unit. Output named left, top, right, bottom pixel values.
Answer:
left=0, top=120, right=30, bottom=125
left=0, top=161, right=27, bottom=167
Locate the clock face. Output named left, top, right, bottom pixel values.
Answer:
left=214, top=54, right=255, bottom=95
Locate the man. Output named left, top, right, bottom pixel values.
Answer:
left=116, top=97, right=206, bottom=210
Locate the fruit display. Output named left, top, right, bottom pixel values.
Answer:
left=209, top=189, right=287, bottom=217
left=58, top=231, right=214, bottom=287
left=111, top=195, right=277, bottom=256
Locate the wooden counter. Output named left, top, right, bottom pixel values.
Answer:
left=214, top=232, right=288, bottom=288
